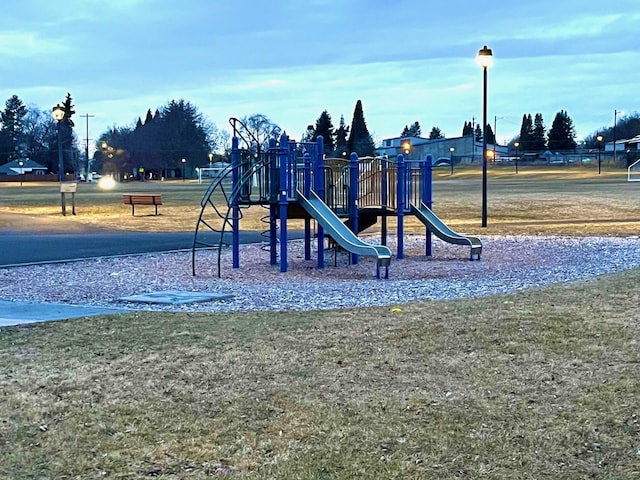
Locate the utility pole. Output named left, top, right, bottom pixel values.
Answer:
left=80, top=114, right=95, bottom=177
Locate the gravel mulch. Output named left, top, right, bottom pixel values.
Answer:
left=1, top=235, right=639, bottom=314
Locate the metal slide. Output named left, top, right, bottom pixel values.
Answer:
left=296, top=190, right=392, bottom=278
left=410, top=202, right=482, bottom=260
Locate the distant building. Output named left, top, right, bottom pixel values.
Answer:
left=376, top=135, right=508, bottom=164
left=0, top=158, right=48, bottom=175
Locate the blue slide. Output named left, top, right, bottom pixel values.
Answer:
left=296, top=190, right=392, bottom=278
left=410, top=202, right=482, bottom=260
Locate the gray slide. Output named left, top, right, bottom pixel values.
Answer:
left=410, top=202, right=482, bottom=260
left=296, top=190, right=392, bottom=277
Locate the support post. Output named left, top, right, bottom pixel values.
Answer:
left=397, top=154, right=405, bottom=259
left=268, top=138, right=278, bottom=265
left=349, top=152, right=359, bottom=265
left=381, top=155, right=388, bottom=246
left=231, top=136, right=240, bottom=268
left=303, top=152, right=312, bottom=261
left=278, top=134, right=289, bottom=272
left=315, top=137, right=325, bottom=269
left=423, top=154, right=433, bottom=257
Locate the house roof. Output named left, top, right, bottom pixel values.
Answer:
left=0, top=158, right=47, bottom=175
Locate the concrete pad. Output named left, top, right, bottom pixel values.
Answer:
left=0, top=300, right=124, bottom=327
left=120, top=290, right=234, bottom=305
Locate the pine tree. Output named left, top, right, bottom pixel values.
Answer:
left=547, top=110, right=577, bottom=151
left=530, top=113, right=546, bottom=151
left=474, top=124, right=483, bottom=142
left=0, top=95, right=28, bottom=162
left=311, top=110, right=335, bottom=154
left=334, top=115, right=349, bottom=157
left=401, top=125, right=410, bottom=137
left=429, top=126, right=444, bottom=140
left=347, top=100, right=375, bottom=156
left=462, top=121, right=473, bottom=137
left=408, top=121, right=421, bottom=137
left=519, top=114, right=534, bottom=151
left=484, top=124, right=495, bottom=144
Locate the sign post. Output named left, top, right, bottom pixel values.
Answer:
left=60, top=182, right=77, bottom=216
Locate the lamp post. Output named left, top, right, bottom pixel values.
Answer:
left=514, top=141, right=520, bottom=174
left=18, top=159, right=24, bottom=186
left=208, top=152, right=213, bottom=168
left=596, top=134, right=603, bottom=175
left=52, top=104, right=65, bottom=182
left=449, top=146, right=455, bottom=175
left=476, top=45, right=493, bottom=227
left=181, top=158, right=187, bottom=181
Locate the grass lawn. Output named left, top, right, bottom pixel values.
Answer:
left=1, top=166, right=640, bottom=479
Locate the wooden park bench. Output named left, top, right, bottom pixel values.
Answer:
left=122, top=193, right=163, bottom=216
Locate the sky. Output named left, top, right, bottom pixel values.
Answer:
left=2, top=0, right=639, bottom=154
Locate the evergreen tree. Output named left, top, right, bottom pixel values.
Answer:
left=401, top=122, right=421, bottom=137
left=474, top=124, right=483, bottom=142
left=429, top=126, right=444, bottom=139
left=312, top=110, right=335, bottom=154
left=334, top=115, right=349, bottom=157
left=347, top=100, right=375, bottom=156
left=519, top=114, right=534, bottom=151
left=530, top=113, right=547, bottom=151
left=144, top=109, right=154, bottom=124
left=547, top=110, right=577, bottom=151
left=0, top=95, right=28, bottom=163
left=485, top=124, right=495, bottom=144
left=462, top=121, right=474, bottom=137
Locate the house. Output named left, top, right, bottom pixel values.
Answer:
left=0, top=158, right=48, bottom=175
left=376, top=135, right=508, bottom=164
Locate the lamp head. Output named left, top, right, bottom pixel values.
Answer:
left=52, top=104, right=65, bottom=122
left=476, top=45, right=493, bottom=69
left=596, top=134, right=603, bottom=142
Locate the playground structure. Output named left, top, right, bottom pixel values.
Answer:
left=192, top=119, right=482, bottom=278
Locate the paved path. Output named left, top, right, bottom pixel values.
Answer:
left=0, top=230, right=276, bottom=267
left=0, top=229, right=303, bottom=326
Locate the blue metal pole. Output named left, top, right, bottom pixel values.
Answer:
left=381, top=154, right=388, bottom=246
left=397, top=154, right=405, bottom=259
left=268, top=138, right=278, bottom=265
left=303, top=152, right=312, bottom=261
left=349, top=152, right=359, bottom=265
left=316, top=137, right=325, bottom=269
left=278, top=134, right=289, bottom=272
left=231, top=136, right=240, bottom=268
left=424, top=154, right=433, bottom=257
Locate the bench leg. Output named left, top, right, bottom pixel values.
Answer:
left=155, top=204, right=158, bottom=215
left=131, top=204, right=135, bottom=216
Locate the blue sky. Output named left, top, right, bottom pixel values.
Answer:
left=2, top=0, right=639, bottom=151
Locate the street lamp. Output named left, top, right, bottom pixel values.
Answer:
left=181, top=158, right=187, bottom=181
left=596, top=134, right=603, bottom=175
left=449, top=146, right=455, bottom=175
left=401, top=139, right=411, bottom=158
left=18, top=159, right=24, bottom=186
left=514, top=141, right=520, bottom=174
left=52, top=104, right=65, bottom=182
left=208, top=152, right=213, bottom=168
left=476, top=45, right=493, bottom=227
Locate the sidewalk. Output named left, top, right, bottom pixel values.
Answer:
left=0, top=300, right=124, bottom=327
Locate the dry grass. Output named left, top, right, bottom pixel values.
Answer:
left=0, top=166, right=638, bottom=236
left=1, top=166, right=640, bottom=478
left=1, top=272, right=639, bottom=478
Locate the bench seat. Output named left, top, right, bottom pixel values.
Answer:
left=122, top=194, right=163, bottom=216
